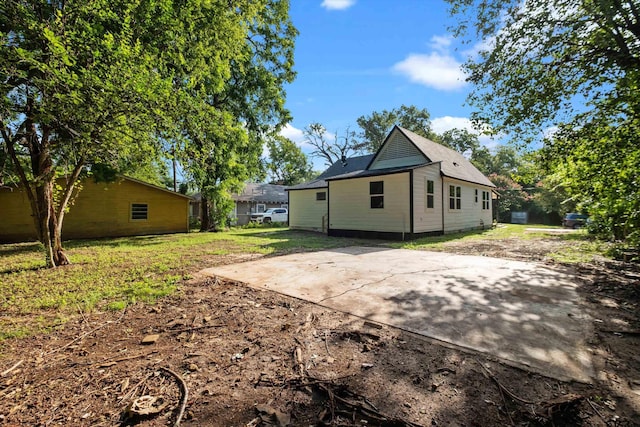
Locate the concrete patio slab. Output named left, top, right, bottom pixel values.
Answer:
left=202, top=247, right=593, bottom=382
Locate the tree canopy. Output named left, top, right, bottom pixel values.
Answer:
left=266, top=135, right=312, bottom=186
left=355, top=105, right=435, bottom=153
left=0, top=0, right=297, bottom=265
left=447, top=0, right=640, bottom=245
left=177, top=0, right=296, bottom=231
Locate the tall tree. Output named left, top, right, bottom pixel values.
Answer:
left=266, top=135, right=312, bottom=185
left=446, top=0, right=640, bottom=140
left=303, top=123, right=359, bottom=167
left=0, top=0, right=178, bottom=266
left=446, top=0, right=640, bottom=243
left=178, top=0, right=297, bottom=230
left=0, top=0, right=292, bottom=264
left=356, top=105, right=435, bottom=153
left=489, top=173, right=531, bottom=222
left=544, top=119, right=640, bottom=242
left=438, top=128, right=480, bottom=158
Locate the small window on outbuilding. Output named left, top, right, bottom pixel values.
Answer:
left=370, top=181, right=384, bottom=209
left=131, top=203, right=148, bottom=220
left=316, top=191, right=326, bottom=201
left=482, top=191, right=490, bottom=210
left=256, top=204, right=266, bottom=213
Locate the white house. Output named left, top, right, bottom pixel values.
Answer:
left=287, top=126, right=496, bottom=240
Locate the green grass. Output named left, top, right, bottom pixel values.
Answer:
left=0, top=228, right=373, bottom=340
left=0, top=224, right=611, bottom=342
left=390, top=224, right=549, bottom=249
left=392, top=223, right=608, bottom=262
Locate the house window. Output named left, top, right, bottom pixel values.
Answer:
left=316, top=191, right=326, bottom=201
left=475, top=189, right=478, bottom=203
left=482, top=191, right=490, bottom=210
left=449, top=185, right=461, bottom=210
left=131, top=203, right=148, bottom=220
left=280, top=204, right=288, bottom=209
left=370, top=181, right=384, bottom=209
left=256, top=204, right=266, bottom=213
left=425, top=179, right=434, bottom=209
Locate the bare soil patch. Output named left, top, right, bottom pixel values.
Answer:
left=1, top=239, right=639, bottom=426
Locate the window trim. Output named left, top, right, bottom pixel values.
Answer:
left=482, top=190, right=490, bottom=210
left=370, top=180, right=384, bottom=209
left=130, top=203, right=149, bottom=221
left=256, top=203, right=266, bottom=213
left=449, top=185, right=461, bottom=210
left=425, top=178, right=434, bottom=210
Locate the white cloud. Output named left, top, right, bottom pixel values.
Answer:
left=279, top=123, right=305, bottom=145
left=432, top=116, right=498, bottom=148
left=431, top=116, right=474, bottom=134
left=393, top=52, right=467, bottom=90
left=430, top=35, right=452, bottom=53
left=321, top=0, right=355, bottom=10
left=542, top=126, right=559, bottom=139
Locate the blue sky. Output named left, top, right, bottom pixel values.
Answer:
left=280, top=0, right=495, bottom=170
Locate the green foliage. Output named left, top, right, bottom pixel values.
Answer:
left=1, top=0, right=298, bottom=264
left=446, top=0, right=640, bottom=244
left=437, top=128, right=480, bottom=157
left=266, top=135, right=313, bottom=185
left=177, top=0, right=297, bottom=229
left=489, top=173, right=531, bottom=222
left=356, top=105, right=435, bottom=153
left=90, top=164, right=119, bottom=183
left=446, top=0, right=639, bottom=141
left=546, top=118, right=640, bottom=245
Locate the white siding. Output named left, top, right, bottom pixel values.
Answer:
left=289, top=189, right=328, bottom=231
left=442, top=177, right=493, bottom=233
left=329, top=173, right=411, bottom=233
left=369, top=130, right=427, bottom=170
left=412, top=164, right=443, bottom=233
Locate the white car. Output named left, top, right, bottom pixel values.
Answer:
left=250, top=208, right=288, bottom=224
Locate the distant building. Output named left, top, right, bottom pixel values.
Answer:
left=190, top=183, right=288, bottom=226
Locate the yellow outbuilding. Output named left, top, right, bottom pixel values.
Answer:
left=0, top=176, right=191, bottom=243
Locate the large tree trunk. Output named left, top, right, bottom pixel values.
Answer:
left=200, top=194, right=210, bottom=231
left=3, top=110, right=75, bottom=267
left=29, top=130, right=70, bottom=267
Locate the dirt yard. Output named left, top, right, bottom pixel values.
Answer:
left=1, top=235, right=639, bottom=426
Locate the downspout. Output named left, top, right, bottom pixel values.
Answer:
left=440, top=163, right=445, bottom=234
left=408, top=170, right=414, bottom=240
left=326, top=183, right=330, bottom=235
left=287, top=191, right=290, bottom=227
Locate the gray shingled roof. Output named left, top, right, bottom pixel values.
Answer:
left=287, top=154, right=374, bottom=191
left=396, top=127, right=495, bottom=187
left=192, top=183, right=288, bottom=203
left=288, top=127, right=494, bottom=191
left=233, top=183, right=288, bottom=203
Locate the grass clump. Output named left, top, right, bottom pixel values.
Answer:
left=0, top=228, right=370, bottom=341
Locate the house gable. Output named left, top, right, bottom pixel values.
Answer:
left=368, top=128, right=428, bottom=170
